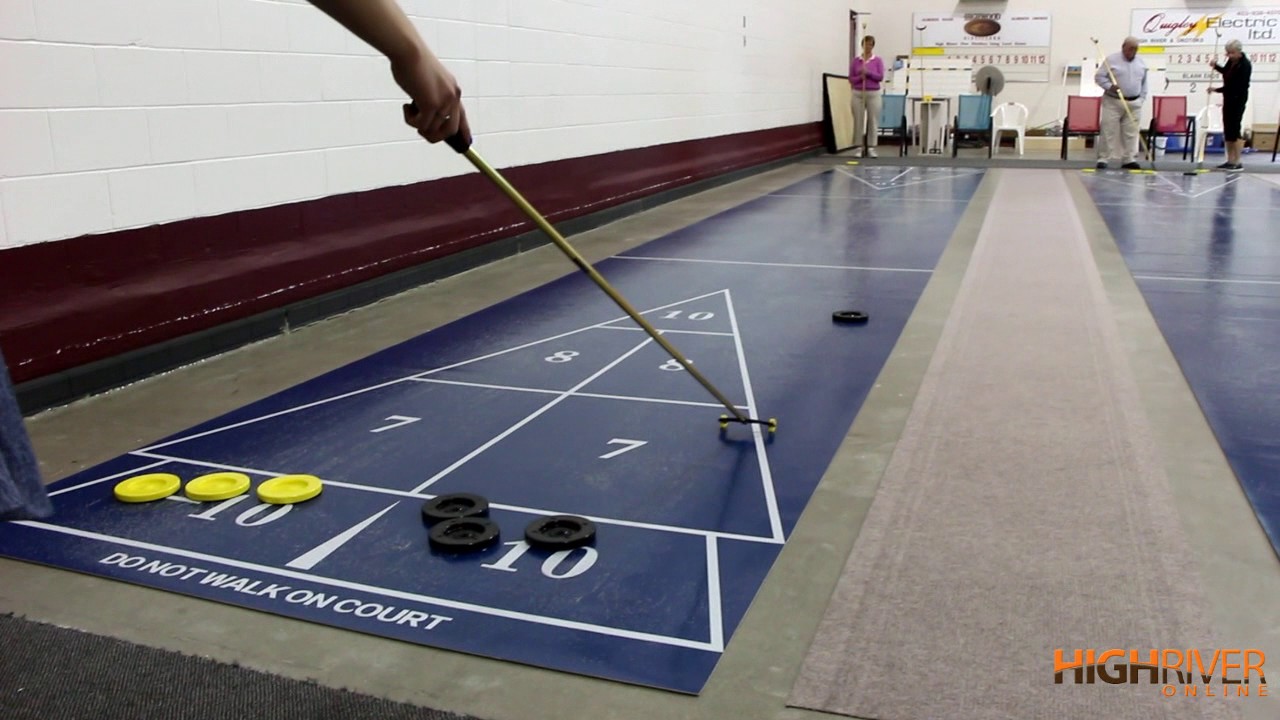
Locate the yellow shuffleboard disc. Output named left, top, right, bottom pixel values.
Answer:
left=114, top=473, right=181, bottom=503
left=257, top=474, right=323, bottom=505
left=185, top=472, right=251, bottom=502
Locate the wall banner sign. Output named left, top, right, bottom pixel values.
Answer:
left=912, top=12, right=1052, bottom=48
left=910, top=13, right=1052, bottom=82
left=1131, top=8, right=1280, bottom=46
left=1131, top=8, right=1280, bottom=85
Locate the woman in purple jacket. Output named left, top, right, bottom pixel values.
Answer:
left=850, top=35, right=885, bottom=158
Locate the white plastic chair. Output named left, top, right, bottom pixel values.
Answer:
left=990, top=102, right=1029, bottom=156
left=1194, top=104, right=1224, bottom=164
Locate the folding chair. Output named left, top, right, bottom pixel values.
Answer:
left=876, top=93, right=909, bottom=157
left=1144, top=96, right=1193, bottom=162
left=950, top=94, right=993, bottom=157
left=1061, top=95, right=1102, bottom=161
left=990, top=102, right=1029, bottom=157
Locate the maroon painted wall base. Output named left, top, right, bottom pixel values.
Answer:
left=0, top=124, right=820, bottom=387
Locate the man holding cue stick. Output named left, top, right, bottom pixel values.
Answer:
left=1093, top=36, right=1149, bottom=171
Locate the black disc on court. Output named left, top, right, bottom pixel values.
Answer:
left=428, top=517, right=500, bottom=552
left=421, top=493, right=489, bottom=524
left=525, top=515, right=596, bottom=549
left=832, top=310, right=869, bottom=324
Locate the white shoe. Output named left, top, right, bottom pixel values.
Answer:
left=864, top=148, right=878, bottom=158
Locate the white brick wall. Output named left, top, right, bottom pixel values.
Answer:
left=3, top=172, right=113, bottom=243
left=109, top=163, right=198, bottom=228
left=0, top=0, right=37, bottom=40
left=49, top=108, right=151, bottom=172
left=0, top=111, right=53, bottom=176
left=0, top=0, right=848, bottom=247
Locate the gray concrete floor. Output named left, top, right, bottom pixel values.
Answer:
left=3, top=161, right=1278, bottom=719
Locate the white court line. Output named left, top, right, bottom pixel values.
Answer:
left=1085, top=173, right=1182, bottom=196
left=1093, top=203, right=1280, bottom=211
left=410, top=336, right=654, bottom=494
left=1084, top=172, right=1183, bottom=195
left=766, top=194, right=974, bottom=204
left=140, top=379, right=413, bottom=452
left=723, top=290, right=784, bottom=542
left=49, top=459, right=171, bottom=496
left=613, top=256, right=932, bottom=274
left=887, top=167, right=915, bottom=184
left=836, top=166, right=883, bottom=190
left=597, top=326, right=734, bottom=337
left=139, top=290, right=732, bottom=453
left=834, top=166, right=984, bottom=190
left=287, top=502, right=400, bottom=570
left=408, top=377, right=723, bottom=409
left=127, top=451, right=784, bottom=544
left=705, top=535, right=725, bottom=651
left=12, top=520, right=722, bottom=652
left=1191, top=176, right=1243, bottom=198
left=140, top=327, right=604, bottom=452
left=1085, top=171, right=1243, bottom=200
left=1133, top=275, right=1280, bottom=286
left=1153, top=173, right=1187, bottom=193
left=1247, top=173, right=1280, bottom=189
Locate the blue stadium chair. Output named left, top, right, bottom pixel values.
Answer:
left=950, top=94, right=993, bottom=157
left=877, top=93, right=909, bottom=157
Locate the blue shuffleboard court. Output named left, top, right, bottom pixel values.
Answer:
left=0, top=167, right=984, bottom=693
left=1082, top=171, right=1280, bottom=558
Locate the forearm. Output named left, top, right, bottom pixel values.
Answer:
left=307, top=0, right=467, bottom=144
left=307, top=0, right=426, bottom=65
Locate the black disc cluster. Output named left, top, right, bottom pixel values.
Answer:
left=422, top=493, right=596, bottom=553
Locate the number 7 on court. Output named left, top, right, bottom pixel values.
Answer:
left=599, top=438, right=647, bottom=459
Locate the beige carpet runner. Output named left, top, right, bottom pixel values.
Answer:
left=788, top=170, right=1238, bottom=720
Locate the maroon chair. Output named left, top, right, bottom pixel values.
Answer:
left=1146, top=95, right=1193, bottom=161
left=1061, top=95, right=1102, bottom=160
